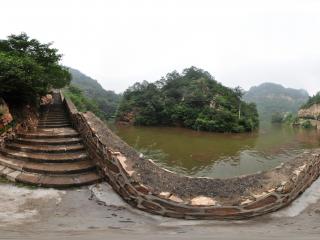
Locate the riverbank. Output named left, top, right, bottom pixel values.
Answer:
left=0, top=181, right=320, bottom=240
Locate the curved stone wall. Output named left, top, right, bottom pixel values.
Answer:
left=62, top=92, right=320, bottom=220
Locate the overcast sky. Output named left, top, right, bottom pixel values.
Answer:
left=1, top=0, right=320, bottom=95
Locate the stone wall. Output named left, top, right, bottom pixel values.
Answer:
left=0, top=98, right=16, bottom=148
left=62, top=91, right=320, bottom=220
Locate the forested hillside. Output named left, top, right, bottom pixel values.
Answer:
left=68, top=68, right=121, bottom=119
left=244, top=83, right=309, bottom=122
left=117, top=67, right=259, bottom=133
left=301, top=92, right=320, bottom=109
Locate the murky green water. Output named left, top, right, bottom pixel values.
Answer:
left=112, top=124, right=320, bottom=178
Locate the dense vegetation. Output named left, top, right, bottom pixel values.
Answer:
left=271, top=112, right=297, bottom=124
left=63, top=85, right=106, bottom=120
left=244, top=83, right=309, bottom=123
left=0, top=33, right=70, bottom=104
left=69, top=68, right=121, bottom=119
left=301, top=92, right=320, bottom=109
left=117, top=67, right=259, bottom=133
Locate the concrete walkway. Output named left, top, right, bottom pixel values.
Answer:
left=0, top=180, right=319, bottom=240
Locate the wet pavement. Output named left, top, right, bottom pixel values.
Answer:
left=0, top=180, right=320, bottom=240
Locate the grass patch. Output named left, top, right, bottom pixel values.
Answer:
left=0, top=176, right=10, bottom=184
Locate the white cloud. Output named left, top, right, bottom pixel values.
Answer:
left=1, top=0, right=320, bottom=94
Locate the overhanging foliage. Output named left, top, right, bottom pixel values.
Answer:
left=0, top=33, right=71, bottom=104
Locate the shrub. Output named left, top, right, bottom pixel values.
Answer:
left=301, top=120, right=313, bottom=129
left=63, top=85, right=106, bottom=120
left=0, top=33, right=70, bottom=104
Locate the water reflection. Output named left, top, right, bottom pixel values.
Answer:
left=112, top=123, right=320, bottom=178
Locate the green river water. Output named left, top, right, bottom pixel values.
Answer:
left=112, top=124, right=320, bottom=178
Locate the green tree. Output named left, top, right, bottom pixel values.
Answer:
left=234, top=86, right=244, bottom=119
left=117, top=67, right=259, bottom=133
left=63, top=85, right=105, bottom=120
left=0, top=33, right=71, bottom=104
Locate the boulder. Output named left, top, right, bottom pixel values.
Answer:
left=0, top=98, right=13, bottom=128
left=40, top=94, right=53, bottom=106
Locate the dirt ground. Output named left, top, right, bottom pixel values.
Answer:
left=0, top=179, right=320, bottom=240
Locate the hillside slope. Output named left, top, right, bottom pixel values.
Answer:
left=68, top=68, right=121, bottom=119
left=244, top=83, right=309, bottom=122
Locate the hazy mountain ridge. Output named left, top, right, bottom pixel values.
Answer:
left=244, top=82, right=309, bottom=121
left=68, top=68, right=121, bottom=118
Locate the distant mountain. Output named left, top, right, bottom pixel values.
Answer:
left=243, top=83, right=309, bottom=122
left=68, top=68, right=121, bottom=118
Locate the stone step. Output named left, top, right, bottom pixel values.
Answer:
left=38, top=123, right=71, bottom=127
left=38, top=124, right=72, bottom=128
left=18, top=172, right=102, bottom=188
left=38, top=120, right=70, bottom=124
left=45, top=109, right=66, bottom=111
left=42, top=110, right=65, bottom=112
left=39, top=117, right=69, bottom=121
left=42, top=112, right=67, bottom=115
left=17, top=128, right=80, bottom=139
left=42, top=111, right=67, bottom=114
left=40, top=117, right=69, bottom=121
left=42, top=111, right=66, bottom=113
left=38, top=122, right=71, bottom=125
left=40, top=115, right=68, bottom=119
left=0, top=166, right=102, bottom=188
left=0, top=94, right=103, bottom=189
left=41, top=112, right=67, bottom=114
left=0, top=148, right=88, bottom=163
left=15, top=137, right=82, bottom=146
left=0, top=155, right=96, bottom=174
left=5, top=142, right=84, bottom=153
left=44, top=114, right=67, bottom=116
left=43, top=109, right=65, bottom=112
left=39, top=119, right=69, bottom=123
left=41, top=114, right=68, bottom=117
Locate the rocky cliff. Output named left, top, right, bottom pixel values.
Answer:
left=298, top=104, right=320, bottom=120
left=0, top=98, right=13, bottom=130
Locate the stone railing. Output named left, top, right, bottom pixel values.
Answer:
left=62, top=91, right=320, bottom=220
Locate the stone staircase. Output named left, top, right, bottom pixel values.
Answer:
left=0, top=93, right=102, bottom=188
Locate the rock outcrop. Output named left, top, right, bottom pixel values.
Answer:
left=0, top=98, right=13, bottom=129
left=298, top=104, right=320, bottom=120
left=40, top=94, right=53, bottom=106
